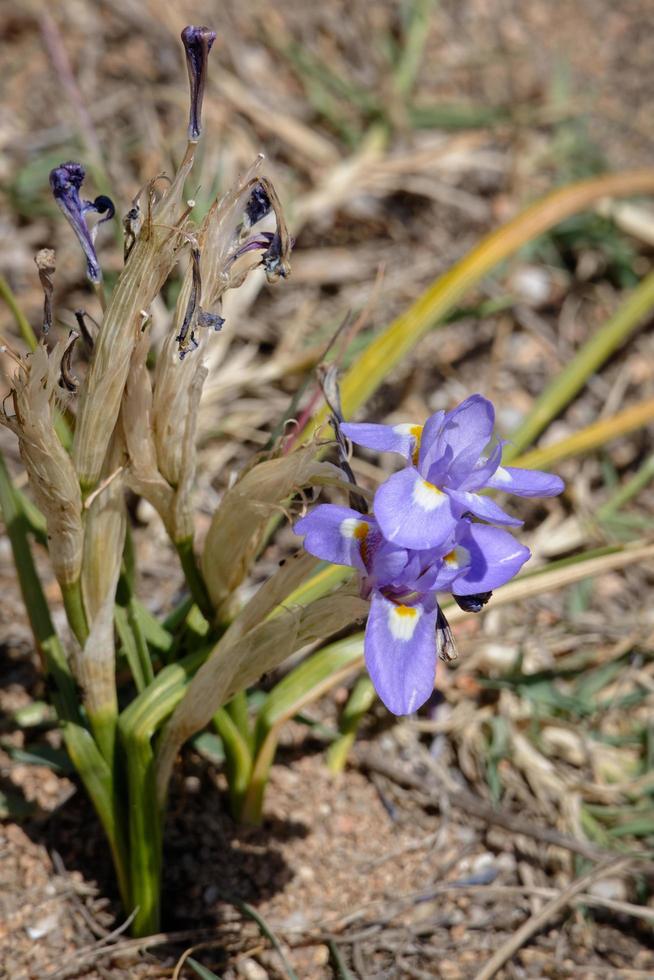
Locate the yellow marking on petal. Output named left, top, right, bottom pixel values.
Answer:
left=444, top=545, right=470, bottom=569
left=341, top=517, right=370, bottom=563
left=412, top=479, right=445, bottom=512
left=410, top=424, right=423, bottom=464
left=354, top=521, right=370, bottom=564
left=388, top=602, right=421, bottom=641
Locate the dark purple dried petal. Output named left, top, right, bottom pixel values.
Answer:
left=181, top=25, right=216, bottom=141
left=49, top=162, right=108, bottom=283
left=244, top=183, right=272, bottom=228
left=453, top=591, right=492, bottom=613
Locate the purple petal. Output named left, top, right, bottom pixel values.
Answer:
left=341, top=421, right=422, bottom=462
left=374, top=467, right=459, bottom=549
left=294, top=505, right=374, bottom=572
left=450, top=522, right=530, bottom=594
left=485, top=465, right=565, bottom=497
left=421, top=395, right=495, bottom=487
left=458, top=441, right=504, bottom=492
left=366, top=538, right=411, bottom=590
left=445, top=488, right=523, bottom=527
left=49, top=162, right=102, bottom=283
left=416, top=410, right=446, bottom=474
left=364, top=591, right=439, bottom=715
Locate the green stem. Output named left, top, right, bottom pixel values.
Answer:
left=175, top=536, right=214, bottom=621
left=0, top=450, right=129, bottom=907
left=0, top=452, right=79, bottom=721
left=225, top=690, right=253, bottom=749
left=128, top=597, right=155, bottom=687
left=62, top=579, right=89, bottom=646
left=327, top=675, right=376, bottom=775
left=118, top=645, right=211, bottom=935
left=212, top=708, right=253, bottom=818
left=506, top=269, right=654, bottom=460
left=393, top=0, right=437, bottom=97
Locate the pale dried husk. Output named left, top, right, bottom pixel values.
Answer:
left=73, top=146, right=197, bottom=492
left=1, top=343, right=83, bottom=588
left=152, top=158, right=266, bottom=491
left=200, top=443, right=345, bottom=614
left=81, top=432, right=127, bottom=625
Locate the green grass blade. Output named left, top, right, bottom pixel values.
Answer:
left=186, top=959, right=223, bottom=980
left=512, top=396, right=654, bottom=471
left=506, top=268, right=654, bottom=459
left=301, top=170, right=654, bottom=437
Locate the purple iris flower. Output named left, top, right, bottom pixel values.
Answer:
left=293, top=505, right=530, bottom=715
left=49, top=162, right=114, bottom=283
left=341, top=394, right=564, bottom=551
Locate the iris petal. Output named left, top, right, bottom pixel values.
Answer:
left=451, top=522, right=530, bottom=594
left=445, top=488, right=523, bottom=527
left=294, top=504, right=374, bottom=571
left=364, top=592, right=439, bottom=714
left=374, top=467, right=459, bottom=549
left=341, top=421, right=421, bottom=462
left=485, top=465, right=565, bottom=497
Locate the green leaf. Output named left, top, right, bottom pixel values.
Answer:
left=186, top=957, right=223, bottom=980
left=239, top=635, right=364, bottom=824
left=327, top=674, right=376, bottom=774
left=302, top=170, right=654, bottom=440
left=6, top=744, right=74, bottom=774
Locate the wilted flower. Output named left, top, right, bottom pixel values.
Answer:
left=341, top=394, right=564, bottom=551
left=181, top=25, right=216, bottom=141
left=49, top=162, right=114, bottom=283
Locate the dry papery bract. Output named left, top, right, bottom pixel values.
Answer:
left=201, top=441, right=356, bottom=618
left=73, top=149, right=197, bottom=493
left=1, top=342, right=83, bottom=589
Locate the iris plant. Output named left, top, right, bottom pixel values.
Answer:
left=295, top=395, right=564, bottom=714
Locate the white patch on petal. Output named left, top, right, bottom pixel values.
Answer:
left=444, top=545, right=470, bottom=570
left=393, top=423, right=416, bottom=435
left=492, top=466, right=512, bottom=486
left=340, top=517, right=364, bottom=539
left=412, top=479, right=446, bottom=512
left=387, top=603, right=422, bottom=641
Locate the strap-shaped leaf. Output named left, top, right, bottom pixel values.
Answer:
left=239, top=634, right=364, bottom=823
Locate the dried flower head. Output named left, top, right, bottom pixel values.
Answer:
left=181, top=25, right=216, bottom=141
left=49, top=162, right=114, bottom=283
left=1, top=344, right=83, bottom=588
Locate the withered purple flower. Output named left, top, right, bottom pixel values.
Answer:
left=49, top=162, right=114, bottom=283
left=181, top=25, right=216, bottom=141
left=243, top=183, right=272, bottom=230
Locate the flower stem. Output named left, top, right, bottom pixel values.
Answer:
left=62, top=579, right=89, bottom=646
left=175, top=536, right=214, bottom=621
left=212, top=707, right=253, bottom=818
